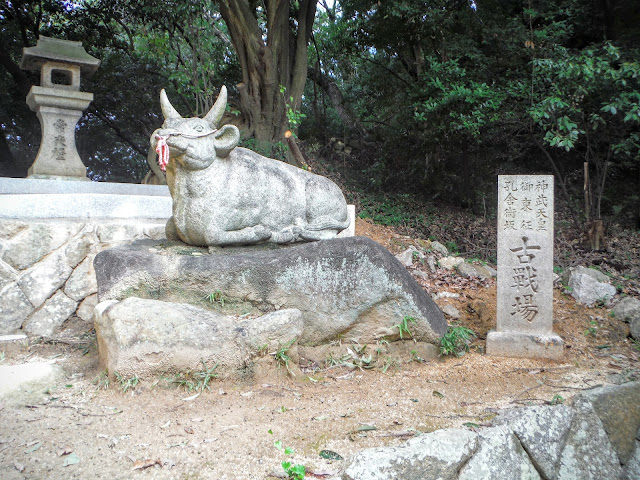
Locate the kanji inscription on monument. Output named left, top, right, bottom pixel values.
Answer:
left=487, top=175, right=564, bottom=359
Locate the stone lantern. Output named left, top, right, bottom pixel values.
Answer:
left=20, top=36, right=100, bottom=180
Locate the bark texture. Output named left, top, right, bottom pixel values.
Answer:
left=217, top=0, right=317, bottom=146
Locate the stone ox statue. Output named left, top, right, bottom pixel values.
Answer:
left=151, top=87, right=350, bottom=247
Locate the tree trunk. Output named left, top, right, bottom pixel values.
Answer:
left=307, top=67, right=367, bottom=137
left=217, top=0, right=317, bottom=156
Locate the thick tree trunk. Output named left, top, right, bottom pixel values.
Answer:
left=217, top=0, right=317, bottom=153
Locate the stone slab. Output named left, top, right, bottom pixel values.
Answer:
left=486, top=330, right=564, bottom=360
left=494, top=405, right=574, bottom=479
left=0, top=193, right=172, bottom=220
left=458, top=426, right=541, bottom=480
left=94, top=236, right=447, bottom=346
left=342, top=428, right=478, bottom=480
left=0, top=177, right=170, bottom=196
left=0, top=361, right=61, bottom=398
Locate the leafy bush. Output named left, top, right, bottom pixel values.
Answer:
left=440, top=325, right=476, bottom=357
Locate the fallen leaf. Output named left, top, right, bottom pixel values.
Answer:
left=160, top=420, right=171, bottom=429
left=57, top=445, right=73, bottom=456
left=356, top=424, right=377, bottom=432
left=184, top=427, right=194, bottom=435
left=191, top=417, right=203, bottom=423
left=319, top=449, right=343, bottom=460
left=312, top=415, right=328, bottom=421
left=62, top=452, right=80, bottom=466
left=432, top=390, right=445, bottom=398
left=132, top=458, right=161, bottom=470
left=14, top=462, right=25, bottom=472
left=24, top=442, right=41, bottom=453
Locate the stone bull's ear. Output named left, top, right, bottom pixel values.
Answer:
left=160, top=89, right=182, bottom=120
left=214, top=124, right=240, bottom=158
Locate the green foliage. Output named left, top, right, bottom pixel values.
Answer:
left=114, top=372, right=139, bottom=393
left=550, top=394, right=565, bottom=405
left=240, top=138, right=289, bottom=162
left=393, top=316, right=417, bottom=340
left=280, top=85, right=307, bottom=134
left=440, top=325, right=476, bottom=357
left=273, top=339, right=297, bottom=376
left=584, top=320, right=599, bottom=337
left=205, top=290, right=225, bottom=307
left=92, top=370, right=110, bottom=390
left=269, top=430, right=306, bottom=479
left=168, top=360, right=218, bottom=393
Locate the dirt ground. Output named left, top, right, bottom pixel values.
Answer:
left=1, top=218, right=638, bottom=480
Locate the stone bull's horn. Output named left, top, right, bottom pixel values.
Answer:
left=160, top=89, right=182, bottom=120
left=204, top=86, right=227, bottom=128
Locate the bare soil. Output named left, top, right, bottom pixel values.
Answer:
left=1, top=218, right=638, bottom=480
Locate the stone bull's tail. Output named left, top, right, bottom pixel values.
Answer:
left=305, top=216, right=351, bottom=232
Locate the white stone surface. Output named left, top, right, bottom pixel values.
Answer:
left=395, top=248, right=415, bottom=267
left=488, top=175, right=563, bottom=359
left=0, top=260, right=17, bottom=290
left=430, top=240, right=449, bottom=256
left=1, top=193, right=172, bottom=220
left=24, top=291, right=77, bottom=337
left=76, top=293, right=98, bottom=322
left=0, top=361, right=61, bottom=398
left=0, top=177, right=170, bottom=196
left=0, top=283, right=34, bottom=333
left=569, top=272, right=617, bottom=306
left=1, top=222, right=82, bottom=269
left=439, top=256, right=464, bottom=270
left=337, top=204, right=356, bottom=238
left=494, top=405, right=574, bottom=479
left=342, top=429, right=478, bottom=480
left=64, top=255, right=97, bottom=301
left=17, top=250, right=72, bottom=308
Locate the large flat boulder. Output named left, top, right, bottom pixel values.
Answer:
left=94, top=298, right=304, bottom=379
left=94, top=236, right=446, bottom=346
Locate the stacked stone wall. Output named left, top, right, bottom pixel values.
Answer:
left=0, top=219, right=165, bottom=336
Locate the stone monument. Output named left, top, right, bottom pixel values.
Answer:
left=20, top=36, right=100, bottom=180
left=487, top=175, right=564, bottom=360
left=90, top=86, right=447, bottom=379
left=153, top=87, right=350, bottom=246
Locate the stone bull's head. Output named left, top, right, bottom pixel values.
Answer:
left=152, top=86, right=240, bottom=171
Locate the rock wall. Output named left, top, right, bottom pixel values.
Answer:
left=331, top=380, right=640, bottom=480
left=0, top=219, right=165, bottom=336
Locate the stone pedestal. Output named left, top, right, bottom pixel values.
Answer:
left=487, top=175, right=563, bottom=360
left=26, top=87, right=93, bottom=179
